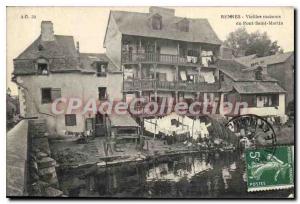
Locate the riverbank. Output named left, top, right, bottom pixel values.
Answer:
left=49, top=135, right=234, bottom=170
left=49, top=123, right=294, bottom=171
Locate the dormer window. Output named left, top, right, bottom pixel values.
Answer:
left=177, top=18, right=189, bottom=32
left=36, top=58, right=49, bottom=75
left=152, top=14, right=162, bottom=30
left=96, top=62, right=107, bottom=77
left=255, top=66, right=263, bottom=80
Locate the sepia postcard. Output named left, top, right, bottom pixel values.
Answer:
left=6, top=6, right=295, bottom=199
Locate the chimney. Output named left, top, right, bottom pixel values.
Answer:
left=149, top=7, right=175, bottom=16
left=76, top=41, right=80, bottom=53
left=220, top=46, right=233, bottom=60
left=41, top=21, right=55, bottom=41
left=76, top=41, right=80, bottom=62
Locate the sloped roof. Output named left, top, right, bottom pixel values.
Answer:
left=234, top=82, right=286, bottom=94
left=217, top=59, right=277, bottom=82
left=79, top=53, right=121, bottom=73
left=235, top=52, right=293, bottom=67
left=234, top=54, right=256, bottom=65
left=109, top=113, right=139, bottom=127
left=16, top=35, right=78, bottom=60
left=14, top=35, right=80, bottom=75
left=13, top=34, right=121, bottom=75
left=110, top=10, right=222, bottom=45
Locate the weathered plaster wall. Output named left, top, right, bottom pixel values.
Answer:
left=267, top=56, right=294, bottom=105
left=240, top=94, right=285, bottom=117
left=16, top=72, right=123, bottom=134
left=104, top=15, right=123, bottom=68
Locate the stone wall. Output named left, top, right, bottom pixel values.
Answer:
left=6, top=119, right=63, bottom=197
left=27, top=119, right=63, bottom=197
left=7, top=120, right=29, bottom=196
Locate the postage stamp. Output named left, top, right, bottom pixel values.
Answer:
left=245, top=146, right=294, bottom=192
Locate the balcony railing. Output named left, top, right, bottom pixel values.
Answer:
left=122, top=52, right=200, bottom=65
left=123, top=79, right=220, bottom=92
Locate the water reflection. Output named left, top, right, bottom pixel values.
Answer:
left=58, top=152, right=291, bottom=198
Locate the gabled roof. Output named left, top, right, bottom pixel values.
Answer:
left=16, top=35, right=78, bottom=60
left=217, top=59, right=277, bottom=82
left=234, top=82, right=286, bottom=94
left=235, top=52, right=294, bottom=67
left=13, top=34, right=121, bottom=75
left=14, top=35, right=80, bottom=75
left=109, top=10, right=222, bottom=45
left=79, top=53, right=121, bottom=73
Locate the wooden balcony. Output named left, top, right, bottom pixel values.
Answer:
left=123, top=79, right=220, bottom=92
left=122, top=52, right=201, bottom=66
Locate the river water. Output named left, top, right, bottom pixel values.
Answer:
left=57, top=152, right=292, bottom=198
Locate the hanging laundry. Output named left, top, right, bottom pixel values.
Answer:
left=200, top=71, right=215, bottom=83
left=180, top=70, right=187, bottom=81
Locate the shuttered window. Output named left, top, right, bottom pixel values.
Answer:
left=51, top=88, right=61, bottom=101
left=41, top=88, right=61, bottom=104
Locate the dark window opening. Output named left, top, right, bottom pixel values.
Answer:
left=37, top=63, right=49, bottom=75
left=259, top=94, right=279, bottom=107
left=152, top=15, right=162, bottom=30
left=41, top=88, right=61, bottom=104
left=223, top=94, right=228, bottom=102
left=38, top=44, right=44, bottom=51
left=220, top=73, right=225, bottom=82
left=187, top=50, right=199, bottom=57
left=241, top=95, right=256, bottom=107
left=98, top=87, right=107, bottom=100
left=96, top=63, right=107, bottom=77
left=255, top=70, right=262, bottom=80
left=41, top=88, right=51, bottom=104
left=255, top=66, right=263, bottom=80
left=65, top=114, right=76, bottom=126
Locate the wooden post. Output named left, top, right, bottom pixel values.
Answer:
left=177, top=42, right=180, bottom=63
left=175, top=65, right=179, bottom=82
left=199, top=45, right=202, bottom=65
left=139, top=63, right=142, bottom=80
left=139, top=39, right=142, bottom=49
left=154, top=63, right=157, bottom=101
left=191, top=117, right=195, bottom=140
left=153, top=118, right=157, bottom=140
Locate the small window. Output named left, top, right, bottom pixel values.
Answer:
left=96, top=63, right=107, bottom=77
left=255, top=67, right=263, bottom=80
left=177, top=19, right=189, bottom=32
left=220, top=73, right=225, bottom=81
left=37, top=63, right=49, bottom=75
left=223, top=94, right=228, bottom=102
left=98, top=87, right=107, bottom=100
left=41, top=88, right=61, bottom=104
left=65, top=114, right=76, bottom=126
left=152, top=14, right=162, bottom=30
left=41, top=88, right=51, bottom=104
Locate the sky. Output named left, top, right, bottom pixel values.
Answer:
left=6, top=6, right=294, bottom=95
